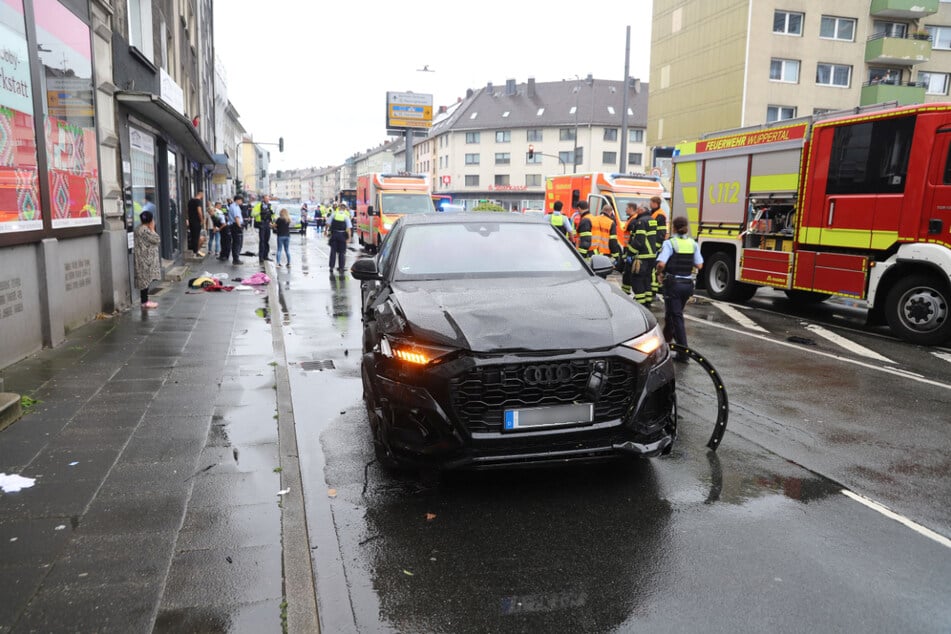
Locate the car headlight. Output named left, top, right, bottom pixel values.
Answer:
left=381, top=337, right=454, bottom=366
left=622, top=325, right=666, bottom=357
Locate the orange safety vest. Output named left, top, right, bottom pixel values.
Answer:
left=590, top=215, right=612, bottom=255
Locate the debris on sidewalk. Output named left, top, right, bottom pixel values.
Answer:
left=0, top=473, right=36, bottom=493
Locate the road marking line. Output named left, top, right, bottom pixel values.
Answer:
left=841, top=489, right=951, bottom=549
left=933, top=351, right=951, bottom=365
left=684, top=314, right=951, bottom=392
left=708, top=301, right=769, bottom=332
left=804, top=324, right=893, bottom=363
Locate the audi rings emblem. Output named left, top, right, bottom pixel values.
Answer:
left=523, top=364, right=573, bottom=386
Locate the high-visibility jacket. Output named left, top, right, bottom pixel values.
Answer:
left=590, top=215, right=617, bottom=256
left=329, top=210, right=350, bottom=232
left=577, top=213, right=593, bottom=254
left=627, top=211, right=657, bottom=259
left=652, top=208, right=668, bottom=242
left=665, top=235, right=698, bottom=277
left=550, top=212, right=569, bottom=235
left=251, top=202, right=262, bottom=222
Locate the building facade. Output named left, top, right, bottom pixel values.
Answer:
left=414, top=77, right=652, bottom=211
left=650, top=0, right=951, bottom=148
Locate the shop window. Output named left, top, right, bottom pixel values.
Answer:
left=35, top=0, right=101, bottom=229
left=0, top=0, right=42, bottom=234
left=129, top=127, right=156, bottom=229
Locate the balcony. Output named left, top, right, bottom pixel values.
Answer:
left=870, top=0, right=938, bottom=19
left=865, top=33, right=932, bottom=65
left=860, top=81, right=926, bottom=106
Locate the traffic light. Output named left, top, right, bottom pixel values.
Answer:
left=528, top=144, right=534, bottom=159
left=278, top=137, right=284, bottom=152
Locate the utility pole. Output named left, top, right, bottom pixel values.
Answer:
left=620, top=25, right=631, bottom=173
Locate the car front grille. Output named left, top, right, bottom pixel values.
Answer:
left=448, top=357, right=639, bottom=433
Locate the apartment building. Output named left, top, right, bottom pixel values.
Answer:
left=649, top=0, right=951, bottom=148
left=413, top=77, right=651, bottom=211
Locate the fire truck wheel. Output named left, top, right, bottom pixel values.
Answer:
left=885, top=274, right=951, bottom=345
left=704, top=252, right=758, bottom=302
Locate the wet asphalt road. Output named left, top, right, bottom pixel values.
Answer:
left=276, top=232, right=950, bottom=632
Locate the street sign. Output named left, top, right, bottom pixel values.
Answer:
left=386, top=91, right=433, bottom=130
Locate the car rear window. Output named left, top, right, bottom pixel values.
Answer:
left=394, top=222, right=586, bottom=279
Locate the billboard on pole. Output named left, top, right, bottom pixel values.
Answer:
left=386, top=92, right=433, bottom=130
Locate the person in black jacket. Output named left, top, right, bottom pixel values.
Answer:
left=258, top=195, right=274, bottom=262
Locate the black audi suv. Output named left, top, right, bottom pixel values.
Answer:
left=350, top=213, right=676, bottom=471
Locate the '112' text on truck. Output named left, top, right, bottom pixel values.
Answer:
left=672, top=102, right=951, bottom=345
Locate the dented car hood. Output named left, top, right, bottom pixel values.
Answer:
left=388, top=277, right=653, bottom=353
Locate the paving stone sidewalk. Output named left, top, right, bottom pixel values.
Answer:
left=0, top=260, right=297, bottom=633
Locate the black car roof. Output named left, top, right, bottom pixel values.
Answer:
left=398, top=213, right=547, bottom=226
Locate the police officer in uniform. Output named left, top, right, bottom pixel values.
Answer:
left=549, top=200, right=572, bottom=237
left=328, top=202, right=352, bottom=274
left=655, top=216, right=704, bottom=362
left=258, top=195, right=274, bottom=262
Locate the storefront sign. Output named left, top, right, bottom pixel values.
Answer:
left=488, top=185, right=528, bottom=192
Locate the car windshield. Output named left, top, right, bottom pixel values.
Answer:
left=394, top=221, right=588, bottom=279
left=380, top=193, right=436, bottom=215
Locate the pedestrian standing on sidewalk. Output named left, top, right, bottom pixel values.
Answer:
left=208, top=202, right=224, bottom=257
left=655, top=216, right=704, bottom=362
left=186, top=190, right=204, bottom=257
left=299, top=204, right=308, bottom=237
left=274, top=208, right=292, bottom=267
left=227, top=194, right=245, bottom=265
left=328, top=202, right=352, bottom=274
left=134, top=210, right=161, bottom=309
left=258, top=195, right=274, bottom=262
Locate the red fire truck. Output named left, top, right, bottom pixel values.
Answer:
left=671, top=102, right=951, bottom=345
left=355, top=173, right=435, bottom=253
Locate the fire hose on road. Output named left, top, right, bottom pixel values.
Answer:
left=669, top=342, right=729, bottom=451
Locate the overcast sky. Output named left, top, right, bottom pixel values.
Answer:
left=213, top=1, right=654, bottom=171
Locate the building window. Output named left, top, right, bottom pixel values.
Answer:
left=827, top=115, right=914, bottom=195
left=767, top=105, right=797, bottom=122
left=770, top=58, right=800, bottom=83
left=872, top=20, right=907, bottom=38
left=816, top=63, right=851, bottom=87
left=560, top=128, right=576, bottom=141
left=465, top=175, right=479, bottom=186
left=920, top=72, right=950, bottom=95
left=526, top=152, right=543, bottom=164
left=37, top=0, right=101, bottom=230
left=559, top=150, right=574, bottom=166
left=926, top=26, right=951, bottom=50
left=773, top=10, right=803, bottom=36
left=629, top=129, right=644, bottom=143
left=525, top=174, right=542, bottom=187
left=128, top=0, right=155, bottom=61
left=813, top=108, right=836, bottom=115
left=495, top=130, right=511, bottom=143
left=629, top=153, right=643, bottom=166
left=820, top=16, right=856, bottom=41
left=869, top=68, right=901, bottom=85
left=495, top=153, right=510, bottom=165
left=465, top=153, right=480, bottom=165
left=466, top=132, right=480, bottom=143
left=0, top=0, right=42, bottom=234
left=494, top=175, right=510, bottom=186
left=603, top=151, right=617, bottom=164
left=603, top=128, right=618, bottom=142
left=526, top=129, right=543, bottom=142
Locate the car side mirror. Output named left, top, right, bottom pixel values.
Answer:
left=589, top=254, right=615, bottom=279
left=350, top=258, right=382, bottom=280
left=367, top=205, right=377, bottom=216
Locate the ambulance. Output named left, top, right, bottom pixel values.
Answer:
left=355, top=173, right=435, bottom=253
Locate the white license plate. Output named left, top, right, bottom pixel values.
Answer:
left=503, top=403, right=594, bottom=431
